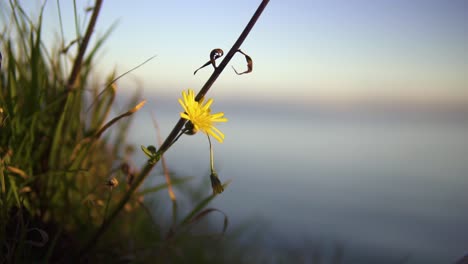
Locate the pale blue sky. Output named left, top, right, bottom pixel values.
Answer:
left=8, top=0, right=468, bottom=105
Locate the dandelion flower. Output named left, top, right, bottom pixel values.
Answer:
left=178, top=89, right=228, bottom=143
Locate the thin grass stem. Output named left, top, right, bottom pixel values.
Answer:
left=151, top=113, right=177, bottom=201
left=67, top=0, right=103, bottom=91
left=102, top=189, right=113, bottom=225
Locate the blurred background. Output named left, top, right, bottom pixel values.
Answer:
left=13, top=0, right=468, bottom=263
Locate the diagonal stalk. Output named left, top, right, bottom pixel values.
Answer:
left=159, top=0, right=270, bottom=154
left=66, top=0, right=103, bottom=91
left=77, top=0, right=270, bottom=258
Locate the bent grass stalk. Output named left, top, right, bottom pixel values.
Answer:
left=78, top=0, right=270, bottom=257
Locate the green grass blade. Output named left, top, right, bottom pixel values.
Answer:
left=180, top=180, right=231, bottom=226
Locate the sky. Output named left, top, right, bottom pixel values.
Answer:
left=5, top=0, right=468, bottom=106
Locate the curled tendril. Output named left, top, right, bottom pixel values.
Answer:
left=232, top=49, right=253, bottom=75
left=193, top=48, right=253, bottom=76
left=194, top=48, right=224, bottom=75
left=210, top=49, right=224, bottom=67
left=61, top=39, right=79, bottom=54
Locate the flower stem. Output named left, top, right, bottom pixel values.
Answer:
left=207, top=135, right=214, bottom=172
left=77, top=0, right=270, bottom=258
left=207, top=135, right=224, bottom=194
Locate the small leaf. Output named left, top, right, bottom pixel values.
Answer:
left=141, top=145, right=155, bottom=158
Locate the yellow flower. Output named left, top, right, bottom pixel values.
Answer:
left=178, top=89, right=228, bottom=143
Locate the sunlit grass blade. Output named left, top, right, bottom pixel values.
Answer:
left=89, top=82, right=116, bottom=133
left=94, top=100, right=146, bottom=138
left=111, top=89, right=142, bottom=154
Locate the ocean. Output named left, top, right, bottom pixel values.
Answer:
left=124, top=96, right=468, bottom=263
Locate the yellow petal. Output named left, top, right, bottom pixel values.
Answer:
left=211, top=112, right=228, bottom=122
left=182, top=90, right=188, bottom=104
left=208, top=130, right=223, bottom=143
left=211, top=112, right=224, bottom=118
left=211, top=126, right=225, bottom=139
left=214, top=117, right=228, bottom=123
left=206, top=127, right=224, bottom=143
left=178, top=99, right=189, bottom=113
left=181, top=112, right=190, bottom=120
left=188, top=89, right=195, bottom=101
left=202, top=98, right=213, bottom=111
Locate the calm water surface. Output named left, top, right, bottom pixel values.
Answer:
left=127, top=99, right=468, bottom=263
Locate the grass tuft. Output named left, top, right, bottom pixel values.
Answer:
left=0, top=1, right=283, bottom=263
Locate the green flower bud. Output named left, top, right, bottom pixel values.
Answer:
left=210, top=171, right=224, bottom=195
